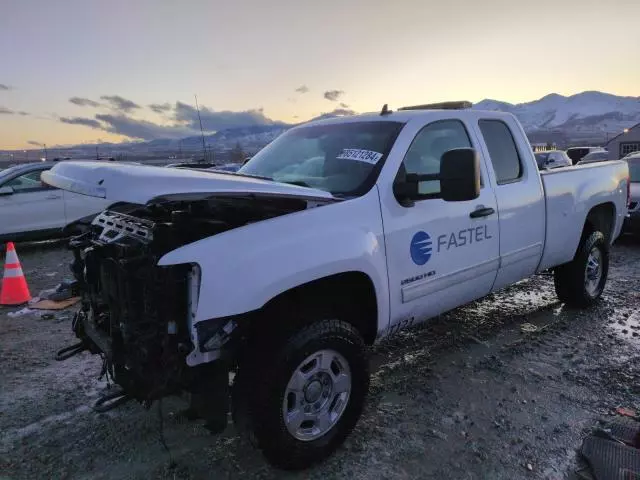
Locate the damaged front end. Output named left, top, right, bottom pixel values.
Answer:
left=58, top=194, right=314, bottom=423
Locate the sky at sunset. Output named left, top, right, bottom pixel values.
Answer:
left=1, top=0, right=639, bottom=149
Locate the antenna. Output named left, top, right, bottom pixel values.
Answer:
left=380, top=104, right=391, bottom=115
left=194, top=94, right=207, bottom=160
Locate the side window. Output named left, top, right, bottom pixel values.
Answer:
left=5, top=169, right=51, bottom=193
left=479, top=120, right=523, bottom=184
left=400, top=120, right=472, bottom=197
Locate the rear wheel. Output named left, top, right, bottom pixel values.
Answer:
left=237, top=319, right=369, bottom=470
left=554, top=230, right=608, bottom=307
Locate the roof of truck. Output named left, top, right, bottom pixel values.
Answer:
left=304, top=108, right=517, bottom=127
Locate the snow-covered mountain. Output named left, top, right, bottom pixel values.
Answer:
left=474, top=91, right=640, bottom=135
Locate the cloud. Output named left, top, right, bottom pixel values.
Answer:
left=0, top=107, right=14, bottom=114
left=324, top=90, right=344, bottom=102
left=59, top=116, right=103, bottom=129
left=174, top=102, right=278, bottom=131
left=327, top=107, right=355, bottom=116
left=100, top=95, right=140, bottom=112
left=0, top=84, right=12, bottom=91
left=17, top=111, right=28, bottom=116
left=149, top=102, right=173, bottom=114
left=340, top=102, right=350, bottom=109
left=311, top=107, right=357, bottom=121
left=55, top=100, right=281, bottom=141
left=27, top=140, right=44, bottom=146
left=69, top=97, right=101, bottom=107
left=295, top=85, right=309, bottom=94
left=95, top=113, right=194, bottom=140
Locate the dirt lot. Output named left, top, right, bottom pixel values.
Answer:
left=1, top=238, right=640, bottom=480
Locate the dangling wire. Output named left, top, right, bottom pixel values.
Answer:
left=98, top=354, right=112, bottom=388
left=157, top=399, right=177, bottom=469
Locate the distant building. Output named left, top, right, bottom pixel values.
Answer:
left=606, top=123, right=640, bottom=159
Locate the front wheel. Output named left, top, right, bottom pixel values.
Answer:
left=242, top=319, right=369, bottom=470
left=554, top=230, right=609, bottom=307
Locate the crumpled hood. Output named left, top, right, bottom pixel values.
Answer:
left=41, top=161, right=336, bottom=205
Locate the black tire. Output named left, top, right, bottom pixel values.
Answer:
left=237, top=319, right=369, bottom=470
left=554, top=230, right=609, bottom=307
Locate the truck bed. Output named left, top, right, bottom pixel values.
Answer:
left=537, top=160, right=628, bottom=272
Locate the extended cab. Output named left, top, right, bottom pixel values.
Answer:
left=43, top=104, right=629, bottom=469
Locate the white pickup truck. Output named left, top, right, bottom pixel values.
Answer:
left=44, top=103, right=630, bottom=469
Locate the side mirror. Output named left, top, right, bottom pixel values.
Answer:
left=440, top=148, right=481, bottom=202
left=393, top=173, right=419, bottom=207
left=0, top=186, right=14, bottom=196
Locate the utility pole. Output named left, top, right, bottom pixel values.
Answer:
left=194, top=94, right=207, bottom=160
left=43, top=144, right=48, bottom=161
left=96, top=145, right=99, bottom=160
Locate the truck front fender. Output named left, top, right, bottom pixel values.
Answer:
left=158, top=188, right=389, bottom=337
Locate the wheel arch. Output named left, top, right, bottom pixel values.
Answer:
left=260, top=271, right=379, bottom=345
left=583, top=202, right=616, bottom=245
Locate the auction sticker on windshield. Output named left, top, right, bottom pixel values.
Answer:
left=336, top=149, right=383, bottom=164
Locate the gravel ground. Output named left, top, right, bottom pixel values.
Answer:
left=1, top=237, right=639, bottom=479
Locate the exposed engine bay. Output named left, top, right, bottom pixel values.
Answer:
left=59, top=194, right=316, bottom=415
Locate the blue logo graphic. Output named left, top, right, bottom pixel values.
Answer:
left=410, top=231, right=432, bottom=265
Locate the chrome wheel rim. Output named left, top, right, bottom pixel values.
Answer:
left=282, top=349, right=351, bottom=442
left=585, top=247, right=602, bottom=296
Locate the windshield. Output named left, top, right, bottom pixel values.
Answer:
left=0, top=165, right=26, bottom=183
left=239, top=121, right=404, bottom=196
left=629, top=158, right=640, bottom=182
left=582, top=151, right=607, bottom=162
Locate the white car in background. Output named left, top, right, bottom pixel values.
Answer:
left=566, top=146, right=606, bottom=165
left=0, top=162, right=110, bottom=242
left=578, top=150, right=610, bottom=165
left=534, top=150, right=572, bottom=170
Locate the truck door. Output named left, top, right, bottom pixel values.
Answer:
left=474, top=118, right=545, bottom=291
left=379, top=119, right=500, bottom=334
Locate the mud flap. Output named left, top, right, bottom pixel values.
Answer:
left=580, top=418, right=640, bottom=479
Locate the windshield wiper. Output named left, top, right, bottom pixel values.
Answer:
left=279, top=180, right=312, bottom=188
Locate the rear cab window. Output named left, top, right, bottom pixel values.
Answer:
left=478, top=120, right=523, bottom=184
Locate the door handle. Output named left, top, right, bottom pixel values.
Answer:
left=470, top=207, right=495, bottom=218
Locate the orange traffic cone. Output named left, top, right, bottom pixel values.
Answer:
left=0, top=242, right=32, bottom=305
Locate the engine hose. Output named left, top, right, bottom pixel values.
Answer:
left=55, top=342, right=86, bottom=361
left=93, top=389, right=132, bottom=413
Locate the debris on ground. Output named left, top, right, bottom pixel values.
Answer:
left=616, top=407, right=637, bottom=418
left=520, top=322, right=539, bottom=333
left=6, top=307, right=35, bottom=318
left=29, top=296, right=80, bottom=311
